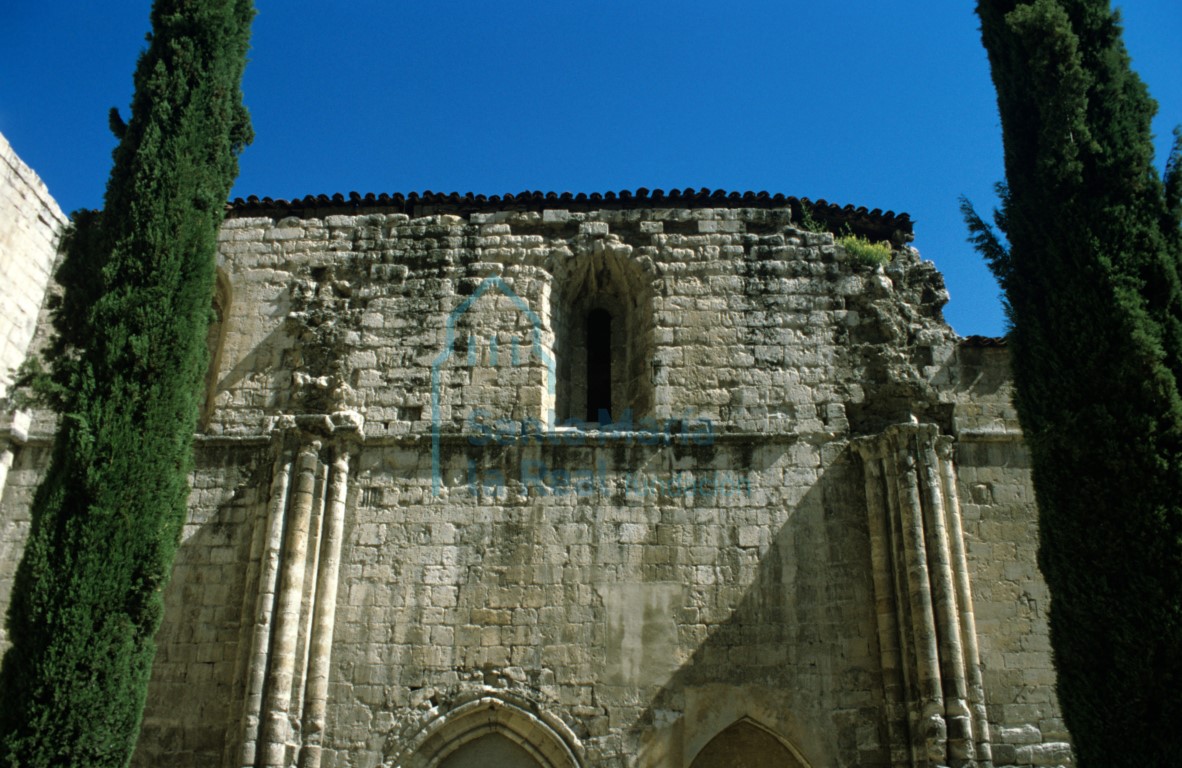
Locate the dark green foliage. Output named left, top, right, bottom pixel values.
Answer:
left=967, top=1, right=1182, bottom=764
left=0, top=1, right=253, bottom=765
left=108, top=109, right=128, bottom=141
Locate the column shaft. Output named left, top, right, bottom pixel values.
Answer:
left=920, top=437, right=973, bottom=765
left=940, top=439, right=993, bottom=767
left=893, top=433, right=947, bottom=766
left=260, top=441, right=321, bottom=768
left=299, top=451, right=350, bottom=768
left=238, top=447, right=295, bottom=768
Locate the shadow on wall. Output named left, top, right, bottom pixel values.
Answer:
left=131, top=442, right=270, bottom=768
left=627, top=447, right=886, bottom=768
left=203, top=322, right=297, bottom=432
left=942, top=343, right=1010, bottom=400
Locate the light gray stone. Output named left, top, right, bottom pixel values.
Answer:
left=0, top=162, right=1073, bottom=768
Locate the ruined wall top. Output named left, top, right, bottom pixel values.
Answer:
left=198, top=198, right=1016, bottom=447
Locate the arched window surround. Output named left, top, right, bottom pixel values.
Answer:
left=386, top=695, right=583, bottom=768
left=550, top=248, right=655, bottom=426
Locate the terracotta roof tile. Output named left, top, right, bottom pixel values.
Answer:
left=226, top=187, right=914, bottom=243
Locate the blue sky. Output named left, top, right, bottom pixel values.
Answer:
left=2, top=2, right=1179, bottom=337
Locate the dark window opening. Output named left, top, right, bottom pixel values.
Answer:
left=551, top=258, right=654, bottom=426
left=586, top=308, right=612, bottom=423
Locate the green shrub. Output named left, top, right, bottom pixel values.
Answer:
left=796, top=205, right=828, bottom=233
left=838, top=233, right=892, bottom=267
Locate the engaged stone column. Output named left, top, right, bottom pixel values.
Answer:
left=299, top=449, right=350, bottom=768
left=236, top=444, right=296, bottom=768
left=938, top=437, right=993, bottom=767
left=260, top=440, right=321, bottom=768
left=860, top=451, right=914, bottom=767
left=892, top=432, right=948, bottom=765
left=855, top=424, right=993, bottom=768
left=919, top=436, right=973, bottom=764
left=233, top=411, right=363, bottom=768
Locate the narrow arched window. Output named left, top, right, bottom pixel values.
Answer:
left=551, top=256, right=654, bottom=425
left=585, top=308, right=612, bottom=423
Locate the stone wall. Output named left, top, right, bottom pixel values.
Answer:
left=0, top=132, right=64, bottom=651
left=0, top=195, right=1072, bottom=767
left=0, top=131, right=65, bottom=398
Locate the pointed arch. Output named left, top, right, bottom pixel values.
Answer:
left=688, top=718, right=810, bottom=768
left=390, top=695, right=583, bottom=768
left=437, top=733, right=541, bottom=768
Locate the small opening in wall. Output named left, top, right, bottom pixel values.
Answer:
left=586, top=308, right=612, bottom=423
left=552, top=258, right=655, bottom=426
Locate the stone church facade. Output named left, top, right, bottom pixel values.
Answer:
left=0, top=136, right=1071, bottom=767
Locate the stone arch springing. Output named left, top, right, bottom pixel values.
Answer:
left=199, top=268, right=231, bottom=430
left=388, top=695, right=583, bottom=768
left=551, top=244, right=655, bottom=425
left=688, top=718, right=810, bottom=768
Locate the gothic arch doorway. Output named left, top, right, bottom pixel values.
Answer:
left=688, top=719, right=809, bottom=768
left=390, top=696, right=582, bottom=768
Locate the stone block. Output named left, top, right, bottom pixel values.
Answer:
left=579, top=221, right=609, bottom=236
left=1016, top=742, right=1073, bottom=766
left=999, top=724, right=1043, bottom=745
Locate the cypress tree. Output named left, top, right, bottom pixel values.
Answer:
left=965, top=1, right=1182, bottom=764
left=0, top=1, right=253, bottom=765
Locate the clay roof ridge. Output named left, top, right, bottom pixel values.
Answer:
left=224, top=188, right=914, bottom=241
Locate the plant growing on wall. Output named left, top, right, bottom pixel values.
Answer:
left=965, top=0, right=1182, bottom=764
left=0, top=1, right=253, bottom=765
left=837, top=232, right=893, bottom=267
